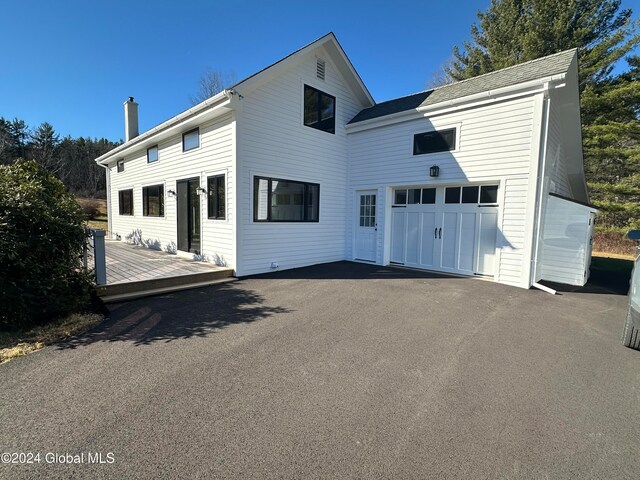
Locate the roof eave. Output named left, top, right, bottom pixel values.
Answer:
left=346, top=73, right=567, bottom=132
left=95, top=90, right=233, bottom=165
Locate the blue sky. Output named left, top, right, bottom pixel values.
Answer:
left=1, top=0, right=639, bottom=141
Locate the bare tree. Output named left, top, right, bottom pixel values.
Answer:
left=189, top=69, right=236, bottom=105
left=425, top=59, right=456, bottom=89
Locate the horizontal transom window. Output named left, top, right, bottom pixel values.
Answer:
left=413, top=128, right=456, bottom=155
left=254, top=176, right=319, bottom=222
left=445, top=185, right=499, bottom=205
left=393, top=188, right=436, bottom=205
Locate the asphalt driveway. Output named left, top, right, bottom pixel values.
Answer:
left=1, top=261, right=638, bottom=479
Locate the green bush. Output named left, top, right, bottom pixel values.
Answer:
left=0, top=160, right=92, bottom=329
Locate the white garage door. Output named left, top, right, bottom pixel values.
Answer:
left=390, top=185, right=499, bottom=276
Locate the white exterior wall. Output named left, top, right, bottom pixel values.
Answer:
left=539, top=195, right=596, bottom=286
left=108, top=112, right=236, bottom=267
left=544, top=97, right=573, bottom=197
left=235, top=45, right=364, bottom=276
left=348, top=95, right=542, bottom=288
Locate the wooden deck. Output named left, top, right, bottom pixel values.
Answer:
left=95, top=240, right=234, bottom=301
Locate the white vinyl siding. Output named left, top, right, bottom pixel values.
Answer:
left=108, top=113, right=235, bottom=267
left=539, top=195, right=596, bottom=286
left=236, top=45, right=366, bottom=275
left=544, top=99, right=572, bottom=197
left=347, top=95, right=538, bottom=286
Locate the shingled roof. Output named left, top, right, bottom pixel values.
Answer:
left=349, top=49, right=576, bottom=125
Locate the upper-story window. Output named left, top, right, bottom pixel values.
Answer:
left=147, top=145, right=159, bottom=163
left=304, top=85, right=335, bottom=134
left=117, top=159, right=124, bottom=173
left=413, top=128, right=456, bottom=155
left=182, top=128, right=200, bottom=152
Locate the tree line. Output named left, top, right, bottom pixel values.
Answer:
left=0, top=118, right=120, bottom=198
left=441, top=0, right=640, bottom=233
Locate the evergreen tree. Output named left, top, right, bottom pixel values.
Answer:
left=30, top=122, right=61, bottom=175
left=443, top=0, right=640, bottom=233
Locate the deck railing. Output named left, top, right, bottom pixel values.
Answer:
left=83, top=228, right=107, bottom=285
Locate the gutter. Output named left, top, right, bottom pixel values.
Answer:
left=95, top=90, right=234, bottom=165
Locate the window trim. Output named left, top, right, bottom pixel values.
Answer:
left=182, top=127, right=200, bottom=152
left=411, top=123, right=461, bottom=156
left=303, top=84, right=336, bottom=134
left=116, top=159, right=124, bottom=173
left=118, top=188, right=134, bottom=216
left=147, top=145, right=159, bottom=164
left=253, top=175, right=320, bottom=223
left=142, top=183, right=165, bottom=217
left=206, top=174, right=226, bottom=220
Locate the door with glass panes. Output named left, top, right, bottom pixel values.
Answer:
left=355, top=191, right=377, bottom=262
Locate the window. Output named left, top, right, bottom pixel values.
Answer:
left=303, top=85, right=335, bottom=134
left=445, top=186, right=461, bottom=204
left=462, top=186, right=479, bottom=203
left=480, top=185, right=498, bottom=204
left=360, top=194, right=376, bottom=227
left=207, top=174, right=226, bottom=220
left=117, top=159, right=124, bottom=173
left=394, top=187, right=436, bottom=205
left=142, top=184, right=164, bottom=217
left=413, top=128, right=456, bottom=155
left=118, top=189, right=133, bottom=215
left=147, top=145, right=158, bottom=163
left=421, top=188, right=436, bottom=204
left=253, top=176, right=319, bottom=222
left=182, top=128, right=199, bottom=152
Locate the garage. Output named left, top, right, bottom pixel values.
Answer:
left=390, top=184, right=499, bottom=277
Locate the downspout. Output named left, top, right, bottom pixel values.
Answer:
left=98, top=163, right=112, bottom=237
left=531, top=89, right=552, bottom=292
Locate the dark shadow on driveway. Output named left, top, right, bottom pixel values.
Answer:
left=58, top=283, right=291, bottom=349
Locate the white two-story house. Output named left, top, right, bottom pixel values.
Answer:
left=95, top=33, right=596, bottom=290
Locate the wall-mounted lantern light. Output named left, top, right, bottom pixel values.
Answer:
left=167, top=189, right=176, bottom=197
left=430, top=165, right=440, bottom=178
left=196, top=187, right=208, bottom=196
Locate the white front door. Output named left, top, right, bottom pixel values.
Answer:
left=355, top=191, right=377, bottom=262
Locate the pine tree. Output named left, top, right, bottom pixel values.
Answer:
left=443, top=0, right=640, bottom=233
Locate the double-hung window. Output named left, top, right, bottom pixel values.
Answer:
left=207, top=174, right=226, bottom=220
left=254, top=176, right=319, bottom=222
left=142, top=184, right=164, bottom=217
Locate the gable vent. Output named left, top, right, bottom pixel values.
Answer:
left=316, top=59, right=326, bottom=80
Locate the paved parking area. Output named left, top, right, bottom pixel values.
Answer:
left=0, top=262, right=638, bottom=479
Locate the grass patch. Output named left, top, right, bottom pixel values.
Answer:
left=0, top=312, right=103, bottom=365
left=77, top=197, right=108, bottom=233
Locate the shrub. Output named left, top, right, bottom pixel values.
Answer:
left=76, top=198, right=102, bottom=220
left=0, top=160, right=92, bottom=329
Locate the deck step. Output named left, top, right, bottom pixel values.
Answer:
left=94, top=268, right=234, bottom=301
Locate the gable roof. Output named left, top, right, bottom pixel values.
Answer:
left=349, top=49, right=577, bottom=124
left=231, top=32, right=374, bottom=107
left=96, top=33, right=374, bottom=165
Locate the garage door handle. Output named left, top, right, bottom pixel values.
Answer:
left=434, top=227, right=437, bottom=239
left=439, top=228, right=442, bottom=239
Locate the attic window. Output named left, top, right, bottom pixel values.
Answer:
left=304, top=85, right=335, bottom=134
left=316, top=59, right=326, bottom=80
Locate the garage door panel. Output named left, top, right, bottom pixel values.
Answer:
left=458, top=213, right=477, bottom=273
left=420, top=212, right=436, bottom=267
left=390, top=211, right=406, bottom=264
left=406, top=212, right=420, bottom=265
left=477, top=212, right=498, bottom=275
left=441, top=213, right=459, bottom=270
